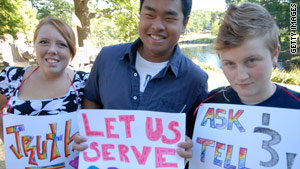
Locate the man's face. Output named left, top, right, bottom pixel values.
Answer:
left=138, top=0, right=188, bottom=62
left=219, top=37, right=279, bottom=104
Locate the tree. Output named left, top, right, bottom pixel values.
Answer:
left=31, top=0, right=139, bottom=46
left=29, top=0, right=73, bottom=25
left=74, top=0, right=139, bottom=46
left=187, top=10, right=211, bottom=33
left=0, top=0, right=38, bottom=41
left=225, top=0, right=300, bottom=50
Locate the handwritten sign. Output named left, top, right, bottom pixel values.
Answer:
left=189, top=103, right=300, bottom=169
left=3, top=112, right=79, bottom=169
left=77, top=109, right=186, bottom=169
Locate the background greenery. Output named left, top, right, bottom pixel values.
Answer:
left=0, top=0, right=299, bottom=84
left=1, top=0, right=299, bottom=48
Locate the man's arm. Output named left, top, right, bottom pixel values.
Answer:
left=73, top=97, right=102, bottom=151
left=83, top=97, right=103, bottom=109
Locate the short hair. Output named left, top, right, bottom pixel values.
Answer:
left=33, top=16, right=76, bottom=59
left=139, top=0, right=192, bottom=23
left=215, top=2, right=279, bottom=56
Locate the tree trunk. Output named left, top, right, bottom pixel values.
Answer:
left=74, top=0, right=91, bottom=47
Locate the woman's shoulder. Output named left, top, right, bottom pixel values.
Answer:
left=0, top=66, right=27, bottom=81
left=74, top=70, right=89, bottom=81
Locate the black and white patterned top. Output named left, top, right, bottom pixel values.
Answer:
left=0, top=66, right=89, bottom=115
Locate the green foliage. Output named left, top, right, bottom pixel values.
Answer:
left=0, top=0, right=38, bottom=41
left=271, top=67, right=300, bottom=85
left=29, top=0, right=73, bottom=26
left=91, top=17, right=119, bottom=46
left=187, top=10, right=211, bottom=33
left=186, top=10, right=224, bottom=35
left=109, top=0, right=139, bottom=43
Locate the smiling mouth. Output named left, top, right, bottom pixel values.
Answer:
left=150, top=34, right=165, bottom=40
left=46, top=58, right=59, bottom=63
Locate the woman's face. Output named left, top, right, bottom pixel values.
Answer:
left=34, top=24, right=71, bottom=76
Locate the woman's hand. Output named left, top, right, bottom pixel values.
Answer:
left=72, top=133, right=88, bottom=151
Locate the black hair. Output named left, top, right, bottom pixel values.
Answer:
left=139, top=0, right=192, bottom=23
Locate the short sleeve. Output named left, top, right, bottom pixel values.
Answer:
left=0, top=66, right=24, bottom=97
left=73, top=71, right=90, bottom=104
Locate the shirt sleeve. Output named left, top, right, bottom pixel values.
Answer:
left=73, top=71, right=90, bottom=104
left=0, top=66, right=23, bottom=97
left=84, top=53, right=102, bottom=104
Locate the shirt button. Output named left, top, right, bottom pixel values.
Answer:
left=133, top=96, right=137, bottom=100
left=134, top=73, right=138, bottom=77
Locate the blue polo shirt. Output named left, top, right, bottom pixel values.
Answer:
left=84, top=38, right=208, bottom=136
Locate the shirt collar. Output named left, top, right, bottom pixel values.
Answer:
left=121, top=38, right=183, bottom=77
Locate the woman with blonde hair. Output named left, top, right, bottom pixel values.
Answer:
left=0, top=16, right=89, bottom=141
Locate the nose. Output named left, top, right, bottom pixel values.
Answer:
left=152, top=18, right=165, bottom=31
left=236, top=65, right=249, bottom=81
left=47, top=44, right=57, bottom=55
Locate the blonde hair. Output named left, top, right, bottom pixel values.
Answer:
left=33, top=16, right=76, bottom=59
left=215, top=2, right=279, bottom=56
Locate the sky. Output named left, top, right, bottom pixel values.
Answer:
left=193, top=0, right=226, bottom=11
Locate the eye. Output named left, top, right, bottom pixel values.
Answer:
left=223, top=61, right=235, bottom=68
left=144, top=13, right=154, bottom=18
left=58, top=42, right=68, bottom=48
left=38, top=40, right=48, bottom=45
left=246, top=58, right=258, bottom=67
left=166, top=17, right=177, bottom=21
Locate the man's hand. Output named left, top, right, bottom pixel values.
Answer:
left=72, top=133, right=88, bottom=151
left=176, top=136, right=193, bottom=159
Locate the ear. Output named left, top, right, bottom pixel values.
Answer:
left=272, top=45, right=280, bottom=66
left=181, top=17, right=189, bottom=34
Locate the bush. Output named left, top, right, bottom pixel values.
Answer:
left=271, top=67, right=300, bottom=85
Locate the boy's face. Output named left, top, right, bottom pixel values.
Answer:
left=138, top=0, right=188, bottom=62
left=219, top=37, right=279, bottom=104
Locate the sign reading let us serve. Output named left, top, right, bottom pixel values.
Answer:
left=77, top=109, right=186, bottom=169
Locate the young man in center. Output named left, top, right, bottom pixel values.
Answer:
left=74, top=0, right=209, bottom=160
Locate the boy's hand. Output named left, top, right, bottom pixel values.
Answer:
left=176, top=136, right=193, bottom=159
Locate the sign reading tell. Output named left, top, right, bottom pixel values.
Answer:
left=189, top=103, right=300, bottom=169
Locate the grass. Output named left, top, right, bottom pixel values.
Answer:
left=272, top=67, right=300, bottom=85
left=179, top=37, right=215, bottom=44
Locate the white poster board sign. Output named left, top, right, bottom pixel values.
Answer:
left=3, top=112, right=79, bottom=168
left=189, top=103, right=300, bottom=169
left=77, top=109, right=186, bottom=169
